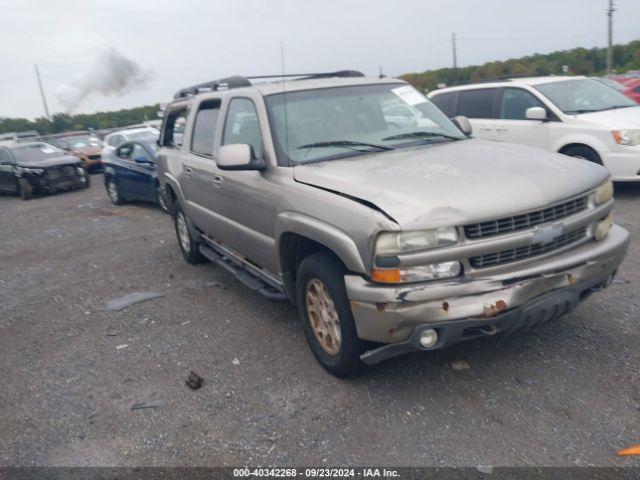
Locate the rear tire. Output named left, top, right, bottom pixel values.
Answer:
left=296, top=252, right=366, bottom=377
left=173, top=202, right=205, bottom=264
left=562, top=145, right=602, bottom=165
left=18, top=178, right=33, bottom=200
left=106, top=178, right=124, bottom=205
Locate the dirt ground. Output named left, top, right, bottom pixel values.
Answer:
left=1, top=175, right=639, bottom=467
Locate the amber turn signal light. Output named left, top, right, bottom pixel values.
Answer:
left=371, top=269, right=401, bottom=283
left=618, top=445, right=640, bottom=457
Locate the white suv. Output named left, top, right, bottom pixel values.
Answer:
left=429, top=76, right=640, bottom=182
left=101, top=126, right=160, bottom=158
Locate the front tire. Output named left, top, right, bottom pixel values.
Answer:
left=173, top=202, right=205, bottom=264
left=18, top=178, right=33, bottom=200
left=106, top=178, right=124, bottom=205
left=296, top=252, right=366, bottom=377
left=76, top=169, right=90, bottom=189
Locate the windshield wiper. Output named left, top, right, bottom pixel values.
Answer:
left=298, top=140, right=394, bottom=151
left=565, top=109, right=600, bottom=114
left=606, top=105, right=635, bottom=110
left=382, top=131, right=463, bottom=142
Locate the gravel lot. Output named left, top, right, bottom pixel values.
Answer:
left=1, top=175, right=639, bottom=468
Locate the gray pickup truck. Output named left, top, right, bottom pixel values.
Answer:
left=157, top=71, right=628, bottom=377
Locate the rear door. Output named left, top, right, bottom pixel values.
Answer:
left=455, top=88, right=500, bottom=139
left=493, top=87, right=550, bottom=148
left=177, top=99, right=224, bottom=233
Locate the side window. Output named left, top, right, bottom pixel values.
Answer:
left=0, top=149, right=12, bottom=164
left=116, top=143, right=134, bottom=159
left=430, top=91, right=457, bottom=117
left=161, top=108, right=188, bottom=148
left=457, top=88, right=497, bottom=119
left=222, top=98, right=263, bottom=157
left=131, top=144, right=151, bottom=161
left=500, top=88, right=545, bottom=120
left=191, top=100, right=221, bottom=157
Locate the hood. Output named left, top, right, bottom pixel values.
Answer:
left=576, top=105, right=640, bottom=129
left=17, top=154, right=80, bottom=169
left=293, top=139, right=608, bottom=229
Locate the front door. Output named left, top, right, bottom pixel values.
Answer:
left=492, top=87, right=550, bottom=148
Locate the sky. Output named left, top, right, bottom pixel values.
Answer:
left=1, top=0, right=638, bottom=119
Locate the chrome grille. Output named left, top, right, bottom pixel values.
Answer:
left=469, top=227, right=588, bottom=268
left=464, top=196, right=588, bottom=240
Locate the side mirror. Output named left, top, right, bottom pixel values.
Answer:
left=525, top=106, right=548, bottom=121
left=452, top=115, right=472, bottom=136
left=216, top=144, right=266, bottom=171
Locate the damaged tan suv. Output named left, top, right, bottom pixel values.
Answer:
left=157, top=71, right=628, bottom=377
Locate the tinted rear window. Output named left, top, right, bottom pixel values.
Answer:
left=457, top=88, right=497, bottom=118
left=430, top=91, right=457, bottom=116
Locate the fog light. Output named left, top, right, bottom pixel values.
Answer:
left=595, top=213, right=613, bottom=241
left=419, top=328, right=438, bottom=349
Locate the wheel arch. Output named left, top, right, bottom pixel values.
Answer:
left=276, top=213, right=368, bottom=304
left=558, top=142, right=603, bottom=164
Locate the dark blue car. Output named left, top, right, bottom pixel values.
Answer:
left=102, top=140, right=168, bottom=212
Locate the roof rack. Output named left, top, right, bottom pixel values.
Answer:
left=173, top=70, right=364, bottom=98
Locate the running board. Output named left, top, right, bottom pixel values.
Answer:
left=198, top=244, right=288, bottom=302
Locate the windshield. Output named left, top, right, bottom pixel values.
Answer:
left=60, top=135, right=103, bottom=149
left=265, top=83, right=467, bottom=164
left=11, top=142, right=62, bottom=163
left=535, top=78, right=636, bottom=114
left=129, top=129, right=159, bottom=143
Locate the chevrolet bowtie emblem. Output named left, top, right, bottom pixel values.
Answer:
left=532, top=224, right=564, bottom=244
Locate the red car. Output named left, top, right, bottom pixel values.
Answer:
left=610, top=77, right=640, bottom=103
left=620, top=78, right=640, bottom=103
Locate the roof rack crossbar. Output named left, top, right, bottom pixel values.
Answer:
left=173, top=70, right=365, bottom=98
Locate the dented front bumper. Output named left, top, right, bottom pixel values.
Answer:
left=346, top=224, right=629, bottom=360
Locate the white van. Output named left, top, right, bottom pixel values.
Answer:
left=429, top=76, right=640, bottom=182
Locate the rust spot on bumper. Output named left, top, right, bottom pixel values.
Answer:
left=375, top=302, right=388, bottom=312
left=482, top=299, right=508, bottom=318
left=442, top=301, right=450, bottom=312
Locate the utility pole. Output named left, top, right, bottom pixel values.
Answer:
left=606, top=0, right=615, bottom=74
left=451, top=32, right=458, bottom=79
left=34, top=65, right=50, bottom=120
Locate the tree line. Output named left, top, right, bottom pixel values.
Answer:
left=402, top=39, right=640, bottom=92
left=0, top=104, right=159, bottom=135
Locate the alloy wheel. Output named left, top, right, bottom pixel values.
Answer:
left=305, top=278, right=341, bottom=355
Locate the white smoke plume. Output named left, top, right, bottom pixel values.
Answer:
left=55, top=48, right=152, bottom=113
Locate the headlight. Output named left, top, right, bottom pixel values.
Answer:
left=375, top=227, right=458, bottom=255
left=22, top=167, right=45, bottom=175
left=594, top=179, right=613, bottom=205
left=612, top=129, right=640, bottom=146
